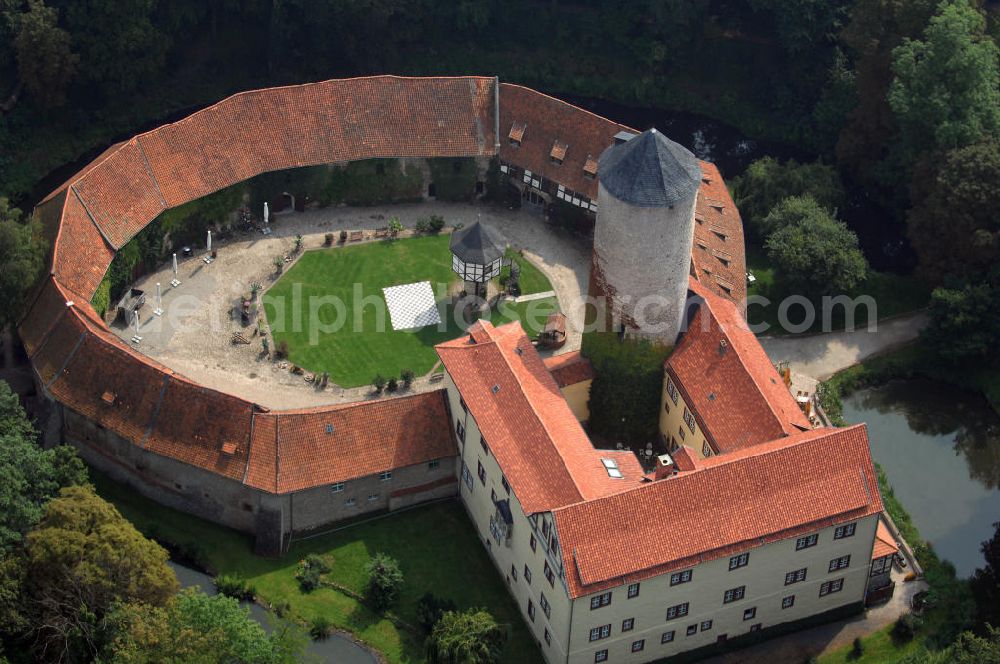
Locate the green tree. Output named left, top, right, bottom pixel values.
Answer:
left=948, top=627, right=1000, bottom=663
left=7, top=0, right=78, bottom=107
left=59, top=0, right=169, bottom=95
left=0, top=197, right=47, bottom=331
left=971, top=521, right=1000, bottom=630
left=426, top=608, right=508, bottom=664
left=921, top=279, right=1000, bottom=365
left=0, top=380, right=87, bottom=553
left=765, top=197, right=868, bottom=295
left=16, top=485, right=178, bottom=661
left=907, top=139, right=1000, bottom=281
left=103, top=587, right=307, bottom=664
left=731, top=158, right=844, bottom=239
left=365, top=552, right=403, bottom=611
left=888, top=0, right=1000, bottom=163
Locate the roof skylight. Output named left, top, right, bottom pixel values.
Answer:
left=601, top=458, right=623, bottom=479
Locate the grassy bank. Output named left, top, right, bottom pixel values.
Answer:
left=90, top=470, right=540, bottom=664
left=746, top=250, right=930, bottom=336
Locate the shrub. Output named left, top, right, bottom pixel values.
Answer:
left=893, top=613, right=923, bottom=642
left=215, top=574, right=254, bottom=600
left=273, top=256, right=284, bottom=271
left=372, top=374, right=386, bottom=393
left=273, top=600, right=292, bottom=618
left=387, top=217, right=404, bottom=236
left=293, top=234, right=304, bottom=252
left=415, top=218, right=431, bottom=233
left=851, top=636, right=864, bottom=658
left=366, top=552, right=403, bottom=611
left=296, top=554, right=330, bottom=592
left=427, top=215, right=446, bottom=233
left=426, top=608, right=507, bottom=664
left=324, top=233, right=334, bottom=246
left=386, top=377, right=399, bottom=392
left=309, top=615, right=332, bottom=640
left=275, top=339, right=289, bottom=360
left=401, top=369, right=415, bottom=387
left=417, top=593, right=457, bottom=633
left=339, top=229, right=348, bottom=243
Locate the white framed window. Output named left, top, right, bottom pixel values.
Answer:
left=743, top=607, right=756, bottom=621
left=428, top=459, right=440, bottom=470
left=670, top=569, right=693, bottom=586
left=345, top=497, right=357, bottom=506
left=686, top=624, right=697, bottom=636
left=622, top=617, right=634, bottom=632
left=700, top=620, right=712, bottom=631
left=601, top=458, right=623, bottom=479
left=665, top=602, right=689, bottom=620
left=588, top=624, right=611, bottom=641
left=590, top=592, right=612, bottom=610
left=330, top=482, right=345, bottom=493
left=461, top=462, right=473, bottom=490
left=829, top=555, right=851, bottom=572
left=833, top=523, right=856, bottom=539
left=544, top=561, right=555, bottom=587
left=661, top=630, right=675, bottom=644
left=683, top=407, right=696, bottom=433
left=723, top=586, right=746, bottom=603
left=702, top=441, right=713, bottom=458
left=729, top=552, right=750, bottom=570
left=594, top=650, right=608, bottom=663
left=627, top=582, right=640, bottom=598
left=524, top=565, right=532, bottom=584
left=540, top=592, right=551, bottom=618
left=820, top=578, right=844, bottom=597
left=379, top=471, right=392, bottom=482
left=795, top=533, right=818, bottom=550
left=782, top=595, right=795, bottom=609
left=544, top=628, right=551, bottom=645
left=785, top=568, right=807, bottom=585
left=367, top=493, right=379, bottom=502
left=631, top=639, right=645, bottom=652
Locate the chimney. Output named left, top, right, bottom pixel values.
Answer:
left=719, top=339, right=728, bottom=356
left=654, top=453, right=675, bottom=480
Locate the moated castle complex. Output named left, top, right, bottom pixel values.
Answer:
left=19, top=76, right=898, bottom=664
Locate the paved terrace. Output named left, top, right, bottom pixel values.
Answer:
left=116, top=201, right=590, bottom=410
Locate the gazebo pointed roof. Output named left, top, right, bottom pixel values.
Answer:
left=449, top=220, right=505, bottom=265
left=597, top=128, right=700, bottom=207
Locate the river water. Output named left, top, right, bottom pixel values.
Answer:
left=168, top=561, right=377, bottom=664
left=842, top=379, right=1000, bottom=577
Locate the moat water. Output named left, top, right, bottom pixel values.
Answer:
left=168, top=561, right=377, bottom=664
left=842, top=379, right=1000, bottom=577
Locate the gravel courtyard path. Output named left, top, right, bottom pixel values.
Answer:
left=758, top=311, right=929, bottom=382
left=117, top=201, right=590, bottom=409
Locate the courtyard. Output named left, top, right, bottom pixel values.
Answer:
left=263, top=234, right=558, bottom=388
left=116, top=201, right=590, bottom=407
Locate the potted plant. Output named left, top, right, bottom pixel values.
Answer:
left=273, top=256, right=284, bottom=274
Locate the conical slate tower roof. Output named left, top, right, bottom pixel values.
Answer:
left=597, top=128, right=701, bottom=207
left=450, top=220, right=505, bottom=264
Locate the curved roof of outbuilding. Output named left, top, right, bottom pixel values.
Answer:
left=597, top=128, right=701, bottom=207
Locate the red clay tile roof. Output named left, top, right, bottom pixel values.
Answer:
left=553, top=424, right=884, bottom=598
left=246, top=391, right=456, bottom=494
left=873, top=520, right=899, bottom=560
left=53, top=191, right=116, bottom=298
left=543, top=351, right=595, bottom=387
left=667, top=279, right=810, bottom=453
left=437, top=321, right=643, bottom=514
left=497, top=84, right=745, bottom=308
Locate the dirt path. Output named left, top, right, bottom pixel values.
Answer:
left=117, top=201, right=590, bottom=409
left=758, top=311, right=929, bottom=382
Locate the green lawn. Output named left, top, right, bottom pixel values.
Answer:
left=263, top=235, right=557, bottom=387
left=90, top=470, right=541, bottom=664
left=817, top=625, right=923, bottom=664
left=503, top=249, right=552, bottom=296
left=746, top=249, right=930, bottom=336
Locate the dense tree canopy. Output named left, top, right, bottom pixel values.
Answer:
left=922, top=277, right=1000, bottom=366
left=0, top=198, right=46, bottom=331
left=971, top=521, right=1000, bottom=630
left=731, top=160, right=845, bottom=238
left=103, top=588, right=306, bottom=664
left=6, top=0, right=77, bottom=107
left=907, top=139, right=1000, bottom=282
left=0, top=380, right=87, bottom=553
left=764, top=197, right=868, bottom=295
left=888, top=0, right=1000, bottom=165
left=426, top=608, right=508, bottom=664
left=10, top=485, right=178, bottom=662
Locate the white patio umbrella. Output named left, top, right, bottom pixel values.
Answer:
left=207, top=230, right=212, bottom=253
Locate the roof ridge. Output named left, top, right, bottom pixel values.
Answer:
left=699, top=292, right=798, bottom=436
left=484, top=323, right=589, bottom=504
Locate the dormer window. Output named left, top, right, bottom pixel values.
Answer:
left=710, top=203, right=724, bottom=213
left=221, top=441, right=238, bottom=455
left=701, top=177, right=712, bottom=185
left=550, top=141, right=568, bottom=165
left=583, top=155, right=598, bottom=179
left=509, top=121, right=526, bottom=147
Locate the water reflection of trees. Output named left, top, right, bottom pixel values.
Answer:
left=853, top=379, right=1000, bottom=490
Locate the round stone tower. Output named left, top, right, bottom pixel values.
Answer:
left=591, top=128, right=701, bottom=345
